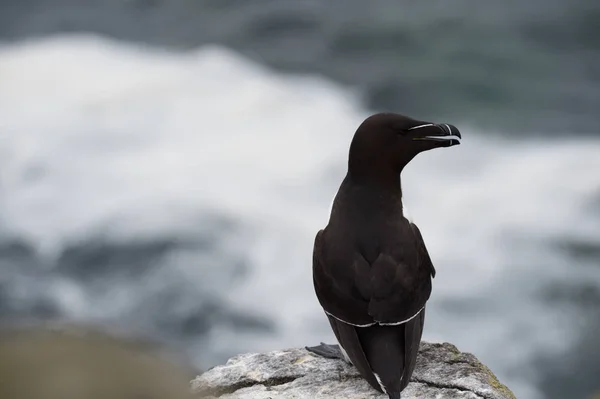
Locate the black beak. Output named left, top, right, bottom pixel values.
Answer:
left=436, top=123, right=461, bottom=139
left=408, top=123, right=462, bottom=146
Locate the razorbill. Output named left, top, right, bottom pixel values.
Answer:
left=306, top=112, right=461, bottom=399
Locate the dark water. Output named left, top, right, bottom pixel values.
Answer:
left=2, top=0, right=599, bottom=134
left=1, top=2, right=599, bottom=399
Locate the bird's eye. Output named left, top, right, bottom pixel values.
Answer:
left=395, top=127, right=409, bottom=136
left=392, top=124, right=409, bottom=136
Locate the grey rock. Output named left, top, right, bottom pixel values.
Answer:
left=190, top=341, right=516, bottom=399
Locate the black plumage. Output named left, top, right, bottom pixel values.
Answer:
left=307, top=112, right=461, bottom=398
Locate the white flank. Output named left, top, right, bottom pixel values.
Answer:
left=373, top=372, right=388, bottom=394
left=401, top=199, right=413, bottom=222
left=338, top=343, right=352, bottom=364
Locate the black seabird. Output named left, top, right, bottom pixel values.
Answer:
left=306, top=112, right=461, bottom=399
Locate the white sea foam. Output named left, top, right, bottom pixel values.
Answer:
left=1, top=34, right=600, bottom=399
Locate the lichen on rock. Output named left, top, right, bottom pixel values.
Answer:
left=190, top=341, right=516, bottom=399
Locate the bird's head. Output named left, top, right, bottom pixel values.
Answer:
left=348, top=112, right=461, bottom=180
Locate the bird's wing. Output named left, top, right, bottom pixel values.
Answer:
left=312, top=229, right=375, bottom=326
left=313, top=229, right=384, bottom=392
left=364, top=221, right=434, bottom=324
left=313, top=223, right=434, bottom=326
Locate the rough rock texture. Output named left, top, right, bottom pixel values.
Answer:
left=190, top=342, right=516, bottom=399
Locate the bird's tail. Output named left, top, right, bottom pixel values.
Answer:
left=356, top=324, right=406, bottom=394
left=387, top=392, right=401, bottom=399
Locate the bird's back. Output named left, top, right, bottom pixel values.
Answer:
left=313, top=175, right=433, bottom=397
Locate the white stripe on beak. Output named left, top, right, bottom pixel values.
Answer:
left=407, top=123, right=435, bottom=130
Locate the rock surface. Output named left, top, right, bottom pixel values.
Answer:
left=190, top=341, right=516, bottom=399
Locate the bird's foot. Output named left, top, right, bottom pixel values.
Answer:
left=305, top=342, right=345, bottom=360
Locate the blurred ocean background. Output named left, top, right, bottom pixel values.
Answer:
left=1, top=1, right=599, bottom=398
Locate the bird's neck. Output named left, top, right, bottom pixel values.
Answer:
left=347, top=150, right=406, bottom=189
left=347, top=164, right=402, bottom=193
left=344, top=171, right=403, bottom=208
